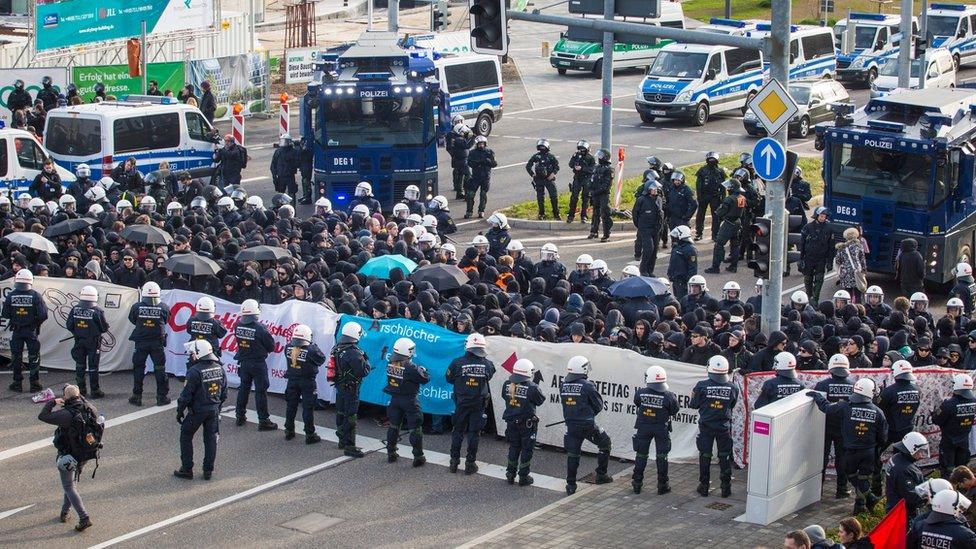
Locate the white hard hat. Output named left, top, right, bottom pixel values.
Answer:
left=241, top=299, right=260, bottom=316
left=184, top=339, right=214, bottom=359
left=892, top=360, right=915, bottom=381
left=827, top=354, right=850, bottom=370
left=645, top=365, right=667, bottom=385
left=292, top=324, right=312, bottom=342
left=957, top=263, right=973, bottom=277
left=932, top=489, right=972, bottom=516
left=833, top=289, right=851, bottom=301
left=707, top=355, right=730, bottom=374
left=773, top=351, right=796, bottom=371
left=392, top=337, right=416, bottom=360
left=910, top=292, right=928, bottom=303
left=196, top=296, right=215, bottom=314
left=917, top=478, right=954, bottom=502
left=14, top=268, right=33, bottom=285
left=865, top=285, right=883, bottom=297
left=141, top=281, right=161, bottom=298
left=471, top=234, right=489, bottom=247
left=566, top=355, right=591, bottom=375
left=853, top=378, right=876, bottom=399
left=341, top=322, right=363, bottom=341
left=352, top=204, right=370, bottom=217
left=791, top=290, right=809, bottom=305
left=512, top=358, right=535, bottom=377
left=506, top=240, right=524, bottom=252
left=576, top=254, right=593, bottom=265
left=953, top=373, right=974, bottom=392
left=901, top=431, right=929, bottom=454
left=622, top=265, right=640, bottom=278
left=465, top=332, right=487, bottom=356
left=116, top=199, right=132, bottom=211
left=948, top=297, right=965, bottom=309
left=79, top=285, right=98, bottom=302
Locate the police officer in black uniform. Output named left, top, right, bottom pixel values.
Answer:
left=384, top=337, right=430, bottom=466
left=3, top=269, right=48, bottom=392
left=525, top=138, right=560, bottom=220
left=127, top=282, right=170, bottom=406
left=754, top=352, right=804, bottom=408
left=37, top=76, right=59, bottom=112
left=934, top=373, right=976, bottom=479
left=333, top=322, right=371, bottom=458
left=664, top=171, right=697, bottom=238
left=299, top=138, right=315, bottom=203
left=567, top=140, right=595, bottom=224
left=632, top=180, right=664, bottom=276
left=7, top=79, right=31, bottom=113
left=883, top=431, right=928, bottom=520
left=283, top=324, right=325, bottom=444
left=632, top=365, right=679, bottom=495
left=694, top=151, right=726, bottom=241
left=799, top=206, right=835, bottom=303
left=691, top=355, right=739, bottom=497
left=667, top=225, right=697, bottom=299
left=233, top=299, right=279, bottom=431
left=561, top=355, right=613, bottom=495
left=271, top=134, right=301, bottom=201
left=502, top=358, right=546, bottom=487
left=787, top=166, right=813, bottom=225
left=589, top=148, right=615, bottom=242
left=535, top=243, right=566, bottom=293
left=174, top=340, right=227, bottom=481
left=907, top=489, right=976, bottom=547
left=879, top=360, right=921, bottom=489
left=952, top=263, right=976, bottom=317
left=446, top=333, right=496, bottom=474
left=813, top=354, right=854, bottom=498
left=809, top=378, right=888, bottom=514
left=448, top=123, right=474, bottom=200
left=465, top=135, right=497, bottom=219
left=705, top=179, right=745, bottom=274
left=186, top=296, right=226, bottom=359
left=66, top=285, right=109, bottom=398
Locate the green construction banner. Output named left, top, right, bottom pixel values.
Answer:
left=72, top=62, right=185, bottom=102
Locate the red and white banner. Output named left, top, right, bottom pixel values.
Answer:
left=160, top=290, right=340, bottom=401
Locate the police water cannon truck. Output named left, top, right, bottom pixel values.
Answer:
left=300, top=31, right=450, bottom=212
left=815, top=87, right=976, bottom=284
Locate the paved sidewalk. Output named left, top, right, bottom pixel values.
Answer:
left=467, top=462, right=856, bottom=548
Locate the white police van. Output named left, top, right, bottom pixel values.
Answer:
left=696, top=17, right=759, bottom=36
left=435, top=54, right=503, bottom=136
left=834, top=12, right=918, bottom=86
left=746, top=24, right=836, bottom=80
left=43, top=95, right=218, bottom=180
left=0, top=127, right=75, bottom=196
left=634, top=42, right=763, bottom=126
left=926, top=3, right=976, bottom=69
left=871, top=47, right=957, bottom=98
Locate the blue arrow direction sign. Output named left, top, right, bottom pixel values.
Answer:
left=752, top=137, right=786, bottom=180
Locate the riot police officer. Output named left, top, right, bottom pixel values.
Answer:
left=186, top=297, right=227, bottom=359
left=665, top=171, right=697, bottom=236
left=694, top=151, right=726, bottom=241
left=809, top=378, right=888, bottom=514
left=3, top=269, right=48, bottom=392
left=466, top=135, right=496, bottom=219
left=589, top=148, right=614, bottom=242
left=787, top=167, right=812, bottom=225
left=632, top=180, right=664, bottom=276
left=448, top=124, right=474, bottom=200
left=7, top=79, right=32, bottom=113
left=233, top=299, right=278, bottom=431
left=690, top=356, right=739, bottom=497
left=333, top=322, right=371, bottom=458
left=486, top=213, right=511, bottom=259
left=799, top=207, right=834, bottom=302
left=298, top=138, right=315, bottom=204
left=883, top=431, right=928, bottom=520
left=66, top=285, right=108, bottom=398
left=37, top=75, right=59, bottom=112
left=561, top=355, right=613, bottom=495
left=446, top=333, right=496, bottom=474
left=907, top=489, right=976, bottom=547
left=349, top=181, right=381, bottom=215
left=271, top=134, right=301, bottom=201
left=754, top=352, right=804, bottom=408
left=384, top=337, right=430, bottom=466
left=632, top=365, right=679, bottom=495
left=174, top=340, right=227, bottom=481
left=705, top=179, right=745, bottom=274
left=567, top=140, right=595, bottom=224
left=536, top=243, right=566, bottom=293
left=502, top=358, right=546, bottom=486
left=401, top=185, right=426, bottom=217
left=525, top=138, right=560, bottom=220
left=127, top=282, right=169, bottom=406
left=283, top=325, right=325, bottom=444
left=814, top=354, right=854, bottom=498
left=667, top=225, right=697, bottom=299
left=951, top=263, right=976, bottom=316
left=934, top=373, right=976, bottom=479
left=880, top=361, right=921, bottom=454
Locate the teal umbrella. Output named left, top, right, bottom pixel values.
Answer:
left=358, top=254, right=418, bottom=279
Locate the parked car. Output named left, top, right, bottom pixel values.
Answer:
left=743, top=78, right=851, bottom=138
left=870, top=47, right=957, bottom=98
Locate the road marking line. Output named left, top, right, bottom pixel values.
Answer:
left=566, top=105, right=634, bottom=113
left=225, top=409, right=565, bottom=493
left=505, top=92, right=635, bottom=117
left=495, top=161, right=526, bottom=170
left=0, top=403, right=176, bottom=463
left=241, top=176, right=269, bottom=183
left=0, top=504, right=34, bottom=521
left=87, top=453, right=356, bottom=548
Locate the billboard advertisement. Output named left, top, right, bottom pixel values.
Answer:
left=187, top=53, right=268, bottom=120
left=72, top=62, right=184, bottom=102
left=35, top=0, right=215, bottom=51
left=0, top=67, right=69, bottom=126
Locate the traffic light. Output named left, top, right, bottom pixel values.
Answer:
left=787, top=214, right=804, bottom=268
left=433, top=0, right=451, bottom=32
left=469, top=0, right=508, bottom=56
left=748, top=217, right=772, bottom=278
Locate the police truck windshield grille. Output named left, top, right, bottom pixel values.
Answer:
left=647, top=51, right=708, bottom=78
left=927, top=16, right=959, bottom=39
left=321, top=96, right=427, bottom=146
left=854, top=26, right=879, bottom=49
left=829, top=143, right=931, bottom=207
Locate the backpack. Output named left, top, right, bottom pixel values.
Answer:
left=63, top=401, right=104, bottom=476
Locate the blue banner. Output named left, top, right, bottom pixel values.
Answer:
left=338, top=316, right=467, bottom=415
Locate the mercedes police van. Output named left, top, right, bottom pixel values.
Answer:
left=834, top=12, right=918, bottom=86
left=43, top=95, right=218, bottom=180
left=548, top=1, right=684, bottom=77
left=435, top=53, right=503, bottom=136
left=926, top=3, right=976, bottom=68
left=695, top=17, right=759, bottom=36
left=746, top=24, right=836, bottom=80
left=634, top=42, right=763, bottom=126
left=0, top=127, right=76, bottom=196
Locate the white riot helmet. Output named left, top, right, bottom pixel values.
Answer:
left=355, top=181, right=373, bottom=197
left=451, top=113, right=464, bottom=126
left=590, top=259, right=609, bottom=277
left=17, top=192, right=30, bottom=209
left=865, top=285, right=884, bottom=305
left=167, top=201, right=183, bottom=216
left=621, top=265, right=640, bottom=278
left=140, top=195, right=156, bottom=212
left=669, top=225, right=692, bottom=241
left=141, top=281, right=161, bottom=301
left=14, top=268, right=33, bottom=286
left=196, top=296, right=215, bottom=315
left=0, top=195, right=10, bottom=211
left=722, top=281, right=741, bottom=299
left=916, top=478, right=954, bottom=502
left=46, top=201, right=59, bottom=216
left=953, top=373, right=975, bottom=398
left=292, top=324, right=312, bottom=343
left=576, top=139, right=590, bottom=151
left=566, top=355, right=591, bottom=375
left=241, top=299, right=260, bottom=316
left=791, top=290, right=809, bottom=306
left=892, top=360, right=915, bottom=381
left=79, top=285, right=98, bottom=302
left=279, top=204, right=295, bottom=219
left=948, top=297, right=965, bottom=311
left=707, top=355, right=730, bottom=375
left=391, top=337, right=416, bottom=361
left=441, top=242, right=457, bottom=259
left=422, top=214, right=438, bottom=231
left=184, top=339, right=215, bottom=361
left=932, top=490, right=972, bottom=517
left=576, top=254, right=593, bottom=271
left=116, top=198, right=133, bottom=211
left=75, top=163, right=91, bottom=178
left=755, top=278, right=764, bottom=293
left=828, top=354, right=850, bottom=375
left=541, top=243, right=559, bottom=261
left=487, top=212, right=508, bottom=229
left=512, top=358, right=535, bottom=377
left=406, top=213, right=423, bottom=226
left=645, top=365, right=667, bottom=389
left=910, top=292, right=928, bottom=310
left=28, top=197, right=45, bottom=212
left=340, top=321, right=363, bottom=342
left=506, top=240, right=524, bottom=253
left=852, top=378, right=876, bottom=401
left=315, top=197, right=332, bottom=214
left=404, top=184, right=420, bottom=201
left=98, top=176, right=116, bottom=193
left=474, top=135, right=488, bottom=146
left=689, top=275, right=707, bottom=293
left=246, top=195, right=264, bottom=210
left=465, top=332, right=488, bottom=357
left=85, top=186, right=106, bottom=203
left=899, top=431, right=929, bottom=456
left=87, top=204, right=104, bottom=217
left=833, top=290, right=851, bottom=306
left=418, top=232, right=436, bottom=247
left=773, top=351, right=797, bottom=372
left=471, top=234, right=488, bottom=251
left=58, top=194, right=76, bottom=210
left=431, top=195, right=449, bottom=211
left=217, top=196, right=235, bottom=212
left=352, top=204, right=370, bottom=217
left=956, top=263, right=974, bottom=278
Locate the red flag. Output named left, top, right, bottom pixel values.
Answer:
left=868, top=498, right=907, bottom=549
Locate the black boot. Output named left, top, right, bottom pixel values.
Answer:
left=173, top=469, right=193, bottom=480
left=721, top=483, right=731, bottom=498
left=632, top=481, right=642, bottom=494
left=90, top=386, right=105, bottom=399
left=449, top=459, right=459, bottom=473
left=75, top=517, right=92, bottom=532
left=566, top=482, right=577, bottom=495
left=464, top=462, right=479, bottom=475
left=658, top=482, right=671, bottom=495
left=29, top=381, right=42, bottom=393
left=284, top=430, right=295, bottom=440
left=344, top=447, right=365, bottom=458
left=128, top=395, right=142, bottom=406
left=258, top=419, right=279, bottom=431
left=387, top=452, right=399, bottom=463
left=518, top=475, right=534, bottom=487
left=306, top=433, right=322, bottom=445
left=156, top=396, right=171, bottom=406
left=8, top=380, right=22, bottom=392
left=697, top=482, right=709, bottom=497
left=412, top=455, right=427, bottom=467
left=506, top=470, right=516, bottom=485
left=594, top=473, right=613, bottom=484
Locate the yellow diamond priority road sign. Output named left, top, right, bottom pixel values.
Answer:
left=748, top=79, right=798, bottom=136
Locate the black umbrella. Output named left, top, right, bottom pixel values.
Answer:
left=409, top=263, right=469, bottom=291
left=43, top=218, right=96, bottom=238
left=163, top=253, right=221, bottom=276
left=120, top=224, right=173, bottom=245
left=235, top=245, right=291, bottom=262
left=608, top=276, right=669, bottom=298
